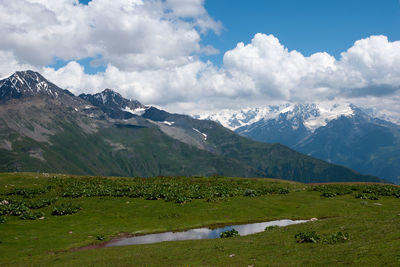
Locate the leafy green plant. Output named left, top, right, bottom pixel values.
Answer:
left=324, top=232, right=349, bottom=244
left=220, top=229, right=240, bottom=238
left=295, top=231, right=350, bottom=244
left=0, top=216, right=5, bottom=223
left=294, top=231, right=321, bottom=243
left=265, top=225, right=279, bottom=231
left=313, top=185, right=353, bottom=198
left=51, top=177, right=292, bottom=203
left=312, top=184, right=400, bottom=200
left=355, top=193, right=368, bottom=199
left=26, top=198, right=56, bottom=209
left=321, top=191, right=336, bottom=198
left=52, top=203, right=81, bottom=216
left=243, top=189, right=256, bottom=197
left=368, top=195, right=379, bottom=200
left=20, top=211, right=44, bottom=220
left=4, top=202, right=29, bottom=216
left=96, top=235, right=106, bottom=241
left=7, top=186, right=52, bottom=198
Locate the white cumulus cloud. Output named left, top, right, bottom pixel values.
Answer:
left=0, top=1, right=400, bottom=120
left=216, top=34, right=400, bottom=111
left=0, top=0, right=220, bottom=70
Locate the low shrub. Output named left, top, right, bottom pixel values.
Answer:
left=52, top=177, right=292, bottom=203
left=5, top=202, right=29, bottom=216
left=26, top=198, right=56, bottom=209
left=355, top=193, right=368, bottom=199
left=52, top=203, right=81, bottom=216
left=313, top=184, right=400, bottom=200
left=368, top=195, right=379, bottom=200
left=20, top=211, right=44, bottom=220
left=295, top=231, right=350, bottom=244
left=294, top=231, right=321, bottom=243
left=324, top=232, right=349, bottom=244
left=7, top=186, right=52, bottom=198
left=321, top=191, right=336, bottom=198
left=220, top=229, right=239, bottom=238
left=265, top=225, right=279, bottom=231
left=96, top=235, right=106, bottom=241
left=313, top=185, right=353, bottom=197
left=243, top=189, right=256, bottom=197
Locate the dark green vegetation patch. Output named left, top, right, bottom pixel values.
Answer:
left=51, top=203, right=81, bottom=216
left=52, top=175, right=292, bottom=203
left=295, top=231, right=349, bottom=244
left=220, top=229, right=239, bottom=238
left=0, top=174, right=293, bottom=222
left=312, top=184, right=400, bottom=199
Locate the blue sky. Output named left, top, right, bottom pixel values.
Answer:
left=73, top=0, right=400, bottom=72
left=204, top=0, right=400, bottom=62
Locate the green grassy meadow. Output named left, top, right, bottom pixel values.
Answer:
left=0, top=172, right=399, bottom=266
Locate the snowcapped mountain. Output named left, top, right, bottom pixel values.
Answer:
left=197, top=103, right=400, bottom=184
left=0, top=70, right=104, bottom=118
left=196, top=102, right=356, bottom=132
left=0, top=70, right=84, bottom=104
left=0, top=70, right=60, bottom=99
left=79, top=89, right=146, bottom=119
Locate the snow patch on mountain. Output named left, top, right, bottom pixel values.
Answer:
left=192, top=128, right=207, bottom=140
left=161, top=121, right=175, bottom=126
left=122, top=106, right=147, bottom=116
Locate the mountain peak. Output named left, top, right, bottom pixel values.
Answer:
left=79, top=89, right=145, bottom=119
left=0, top=70, right=64, bottom=101
left=97, top=88, right=125, bottom=105
left=102, top=88, right=116, bottom=94
left=9, top=70, right=49, bottom=87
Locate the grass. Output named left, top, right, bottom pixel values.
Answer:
left=0, top=172, right=399, bottom=266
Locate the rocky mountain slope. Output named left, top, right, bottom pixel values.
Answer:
left=0, top=71, right=383, bottom=183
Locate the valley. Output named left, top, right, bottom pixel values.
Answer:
left=0, top=71, right=381, bottom=183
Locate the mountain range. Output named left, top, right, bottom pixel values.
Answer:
left=197, top=103, right=400, bottom=184
left=0, top=70, right=384, bottom=183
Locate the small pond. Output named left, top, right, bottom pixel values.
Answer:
left=105, top=219, right=309, bottom=247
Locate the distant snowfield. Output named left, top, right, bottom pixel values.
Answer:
left=194, top=102, right=386, bottom=132
left=302, top=103, right=354, bottom=132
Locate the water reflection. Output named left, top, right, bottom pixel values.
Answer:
left=106, top=219, right=309, bottom=247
